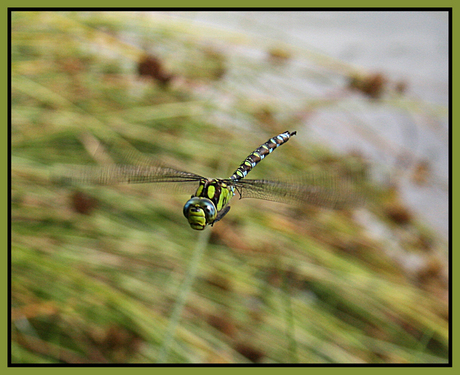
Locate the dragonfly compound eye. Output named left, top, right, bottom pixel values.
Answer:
left=183, top=197, right=217, bottom=230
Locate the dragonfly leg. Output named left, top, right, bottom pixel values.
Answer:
left=211, top=206, right=231, bottom=226
left=235, top=186, right=244, bottom=200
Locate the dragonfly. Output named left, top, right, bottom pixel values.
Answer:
left=56, top=131, right=362, bottom=230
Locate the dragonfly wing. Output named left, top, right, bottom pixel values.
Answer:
left=235, top=173, right=365, bottom=209
left=52, top=164, right=204, bottom=194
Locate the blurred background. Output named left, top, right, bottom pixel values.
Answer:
left=11, top=11, right=449, bottom=363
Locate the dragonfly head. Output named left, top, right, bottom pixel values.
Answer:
left=183, top=197, right=217, bottom=230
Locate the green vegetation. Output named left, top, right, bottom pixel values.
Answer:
left=11, top=12, right=448, bottom=363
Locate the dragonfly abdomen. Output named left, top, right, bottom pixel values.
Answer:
left=230, top=131, right=296, bottom=182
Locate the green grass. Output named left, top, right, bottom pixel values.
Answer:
left=11, top=11, right=448, bottom=364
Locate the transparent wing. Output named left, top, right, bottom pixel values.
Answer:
left=52, top=164, right=204, bottom=194
left=234, top=172, right=365, bottom=209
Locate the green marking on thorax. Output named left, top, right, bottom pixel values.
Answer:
left=207, top=185, right=215, bottom=199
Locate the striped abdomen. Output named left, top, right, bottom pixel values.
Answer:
left=230, top=131, right=296, bottom=182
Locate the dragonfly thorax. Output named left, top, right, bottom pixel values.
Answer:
left=194, top=178, right=235, bottom=210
